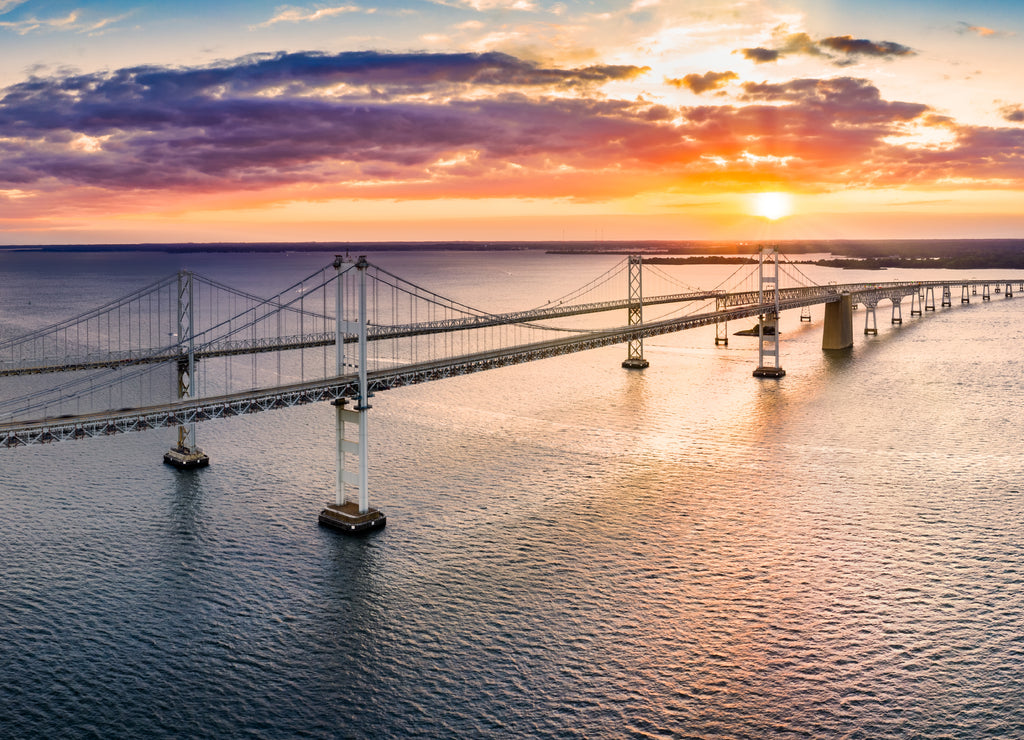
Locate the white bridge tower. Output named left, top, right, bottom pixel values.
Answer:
left=319, top=255, right=386, bottom=534
left=753, top=246, right=786, bottom=378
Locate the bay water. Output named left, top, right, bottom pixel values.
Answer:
left=1, top=249, right=1023, bottom=738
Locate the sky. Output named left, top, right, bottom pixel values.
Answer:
left=0, top=0, right=1022, bottom=244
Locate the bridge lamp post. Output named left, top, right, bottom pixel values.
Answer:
left=319, top=255, right=386, bottom=535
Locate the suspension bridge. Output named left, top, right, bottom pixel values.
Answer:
left=1, top=249, right=1021, bottom=533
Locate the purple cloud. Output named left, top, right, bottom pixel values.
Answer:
left=1001, top=105, right=1024, bottom=123
left=738, top=32, right=914, bottom=66
left=819, top=36, right=913, bottom=58
left=740, top=47, right=780, bottom=64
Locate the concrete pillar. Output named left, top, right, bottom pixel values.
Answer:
left=863, top=303, right=878, bottom=335
left=911, top=290, right=923, bottom=317
left=822, top=293, right=854, bottom=350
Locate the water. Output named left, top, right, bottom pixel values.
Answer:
left=2, top=250, right=1023, bottom=738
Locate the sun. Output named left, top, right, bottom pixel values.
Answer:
left=752, top=191, right=793, bottom=221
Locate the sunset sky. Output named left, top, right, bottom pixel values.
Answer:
left=1, top=0, right=1022, bottom=244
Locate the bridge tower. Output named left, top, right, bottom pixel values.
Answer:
left=319, top=255, right=386, bottom=535
left=621, top=255, right=649, bottom=369
left=753, top=246, right=785, bottom=378
left=164, top=270, right=209, bottom=469
left=714, top=295, right=729, bottom=345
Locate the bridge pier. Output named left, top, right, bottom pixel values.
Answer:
left=911, top=290, right=923, bottom=317
left=863, top=301, right=878, bottom=335
left=983, top=284, right=991, bottom=301
left=962, top=285, right=970, bottom=304
left=891, top=298, right=903, bottom=325
left=319, top=400, right=384, bottom=534
left=1006, top=283, right=1014, bottom=298
left=165, top=270, right=208, bottom=470
left=319, top=256, right=385, bottom=535
left=822, top=293, right=853, bottom=350
left=941, top=285, right=952, bottom=308
left=925, top=286, right=936, bottom=311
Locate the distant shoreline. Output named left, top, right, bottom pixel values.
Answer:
left=629, top=255, right=1024, bottom=270
left=2, top=239, right=1024, bottom=269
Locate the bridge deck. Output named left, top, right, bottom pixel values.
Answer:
left=2, top=275, right=1023, bottom=446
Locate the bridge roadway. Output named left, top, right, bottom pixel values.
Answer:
left=4, top=277, right=1022, bottom=378
left=4, top=276, right=1022, bottom=447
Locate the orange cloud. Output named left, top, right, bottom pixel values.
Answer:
left=666, top=71, right=737, bottom=95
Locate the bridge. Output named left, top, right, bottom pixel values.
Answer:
left=2, top=249, right=1021, bottom=533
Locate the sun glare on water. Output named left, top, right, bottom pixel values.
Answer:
left=752, top=192, right=793, bottom=220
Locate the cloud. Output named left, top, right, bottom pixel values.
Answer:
left=779, top=32, right=823, bottom=57
left=819, top=36, right=913, bottom=58
left=666, top=71, right=737, bottom=94
left=1, top=52, right=1022, bottom=211
left=956, top=21, right=1014, bottom=38
left=0, top=0, right=27, bottom=14
left=435, top=0, right=536, bottom=10
left=0, top=9, right=130, bottom=35
left=740, top=77, right=928, bottom=123
left=253, top=5, right=362, bottom=29
left=740, top=47, right=779, bottom=64
left=1001, top=105, right=1024, bottom=123
left=738, top=32, right=914, bottom=66
left=0, top=51, right=651, bottom=194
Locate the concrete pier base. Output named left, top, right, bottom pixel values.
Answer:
left=621, top=358, right=650, bottom=369
left=163, top=447, right=210, bottom=469
left=318, top=502, right=386, bottom=535
left=822, top=294, right=854, bottom=350
left=753, top=366, right=786, bottom=378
